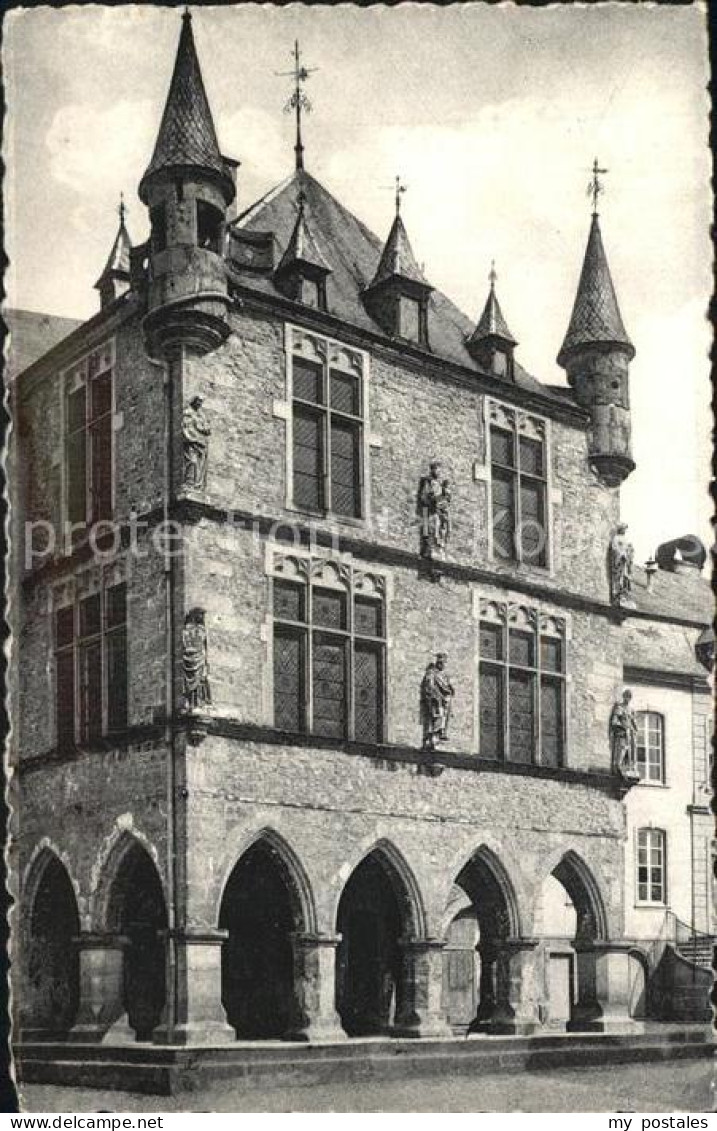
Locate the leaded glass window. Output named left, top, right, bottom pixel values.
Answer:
left=489, top=408, right=548, bottom=568
left=272, top=562, right=385, bottom=743
left=478, top=603, right=566, bottom=766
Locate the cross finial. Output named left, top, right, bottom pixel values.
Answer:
left=382, top=176, right=407, bottom=216
left=118, top=192, right=126, bottom=226
left=489, top=259, right=497, bottom=290
left=587, top=157, right=608, bottom=215
left=277, top=41, right=317, bottom=173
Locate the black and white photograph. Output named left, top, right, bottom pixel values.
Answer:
left=2, top=0, right=713, bottom=1116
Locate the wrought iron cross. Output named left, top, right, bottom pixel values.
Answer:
left=277, top=41, right=317, bottom=173
left=382, top=175, right=407, bottom=216
left=587, top=157, right=608, bottom=214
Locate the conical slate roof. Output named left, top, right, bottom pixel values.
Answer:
left=140, top=12, right=231, bottom=201
left=558, top=214, right=634, bottom=365
left=469, top=283, right=516, bottom=346
left=277, top=195, right=331, bottom=275
left=94, top=215, right=132, bottom=289
left=370, top=214, right=429, bottom=288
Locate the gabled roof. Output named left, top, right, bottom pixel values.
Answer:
left=139, top=12, right=230, bottom=200
left=230, top=169, right=571, bottom=406
left=558, top=213, right=634, bottom=366
left=94, top=216, right=132, bottom=290
left=469, top=283, right=517, bottom=346
left=369, top=214, right=429, bottom=288
left=5, top=309, right=83, bottom=382
left=276, top=196, right=331, bottom=276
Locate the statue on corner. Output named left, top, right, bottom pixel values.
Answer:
left=182, top=607, right=211, bottom=710
left=610, top=689, right=638, bottom=779
left=416, top=460, right=452, bottom=559
left=420, top=652, right=454, bottom=750
left=182, top=395, right=211, bottom=490
left=609, top=523, right=634, bottom=606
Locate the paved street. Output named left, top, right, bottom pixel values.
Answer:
left=18, top=1058, right=715, bottom=1113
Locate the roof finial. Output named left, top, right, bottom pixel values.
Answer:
left=382, top=175, right=407, bottom=216
left=277, top=41, right=317, bottom=173
left=183, top=6, right=191, bottom=22
left=489, top=259, right=497, bottom=290
left=587, top=157, right=608, bottom=216
left=118, top=192, right=126, bottom=227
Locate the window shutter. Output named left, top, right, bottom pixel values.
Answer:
left=293, top=407, right=324, bottom=511
left=479, top=663, right=503, bottom=759
left=354, top=642, right=382, bottom=743
left=330, top=418, right=360, bottom=517
left=273, top=627, right=305, bottom=732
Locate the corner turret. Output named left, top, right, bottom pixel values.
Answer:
left=138, top=10, right=238, bottom=357
left=557, top=184, right=635, bottom=487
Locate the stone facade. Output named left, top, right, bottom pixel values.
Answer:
left=10, top=10, right=712, bottom=1049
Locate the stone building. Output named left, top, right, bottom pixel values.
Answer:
left=10, top=12, right=712, bottom=1046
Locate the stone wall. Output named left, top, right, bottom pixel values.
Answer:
left=183, top=734, right=626, bottom=940
left=183, top=307, right=619, bottom=605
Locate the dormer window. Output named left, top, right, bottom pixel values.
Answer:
left=399, top=296, right=420, bottom=342
left=197, top=199, right=223, bottom=253
left=274, top=191, right=331, bottom=312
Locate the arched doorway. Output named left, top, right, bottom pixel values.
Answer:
left=336, top=846, right=420, bottom=1037
left=106, top=841, right=167, bottom=1040
left=449, top=848, right=519, bottom=1033
left=219, top=836, right=308, bottom=1039
left=539, top=852, right=606, bottom=1030
left=24, top=853, right=80, bottom=1038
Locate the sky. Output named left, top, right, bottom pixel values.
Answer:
left=3, top=3, right=712, bottom=561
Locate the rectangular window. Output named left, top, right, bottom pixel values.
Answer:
left=64, top=344, right=114, bottom=532
left=478, top=608, right=565, bottom=766
left=272, top=566, right=385, bottom=743
left=635, top=711, right=665, bottom=784
left=54, top=581, right=128, bottom=747
left=637, top=828, right=666, bottom=904
left=150, top=204, right=167, bottom=253
left=291, top=351, right=364, bottom=519
left=196, top=199, right=223, bottom=253
left=399, top=297, right=420, bottom=342
left=489, top=415, right=548, bottom=568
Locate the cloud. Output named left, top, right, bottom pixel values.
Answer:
left=46, top=99, right=155, bottom=200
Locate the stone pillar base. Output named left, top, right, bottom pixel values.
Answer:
left=288, top=933, right=347, bottom=1043
left=69, top=933, right=129, bottom=1044
left=153, top=929, right=235, bottom=1046
left=394, top=938, right=452, bottom=1039
left=593, top=941, right=640, bottom=1034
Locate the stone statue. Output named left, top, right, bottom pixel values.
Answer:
left=182, top=395, right=211, bottom=490
left=420, top=652, right=454, bottom=750
left=610, top=689, right=638, bottom=779
left=182, top=607, right=211, bottom=710
left=609, top=523, right=634, bottom=605
left=416, top=460, right=452, bottom=559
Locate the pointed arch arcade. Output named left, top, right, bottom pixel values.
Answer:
left=22, top=848, right=80, bottom=1038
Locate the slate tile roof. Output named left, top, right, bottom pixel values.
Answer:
left=277, top=200, right=331, bottom=275
left=370, top=214, right=429, bottom=288
left=231, top=169, right=571, bottom=405
left=95, top=219, right=132, bottom=288
left=470, top=285, right=517, bottom=345
left=557, top=214, right=634, bottom=365
left=140, top=13, right=226, bottom=193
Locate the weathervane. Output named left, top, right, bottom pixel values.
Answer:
left=382, top=175, right=407, bottom=216
left=277, top=41, right=317, bottom=173
left=587, top=157, right=608, bottom=215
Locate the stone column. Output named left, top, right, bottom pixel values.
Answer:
left=153, top=929, right=235, bottom=1045
left=593, top=941, right=640, bottom=1033
left=471, top=938, right=538, bottom=1035
left=69, top=933, right=132, bottom=1044
left=567, top=940, right=602, bottom=1031
left=393, top=938, right=452, bottom=1038
left=287, top=933, right=347, bottom=1042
